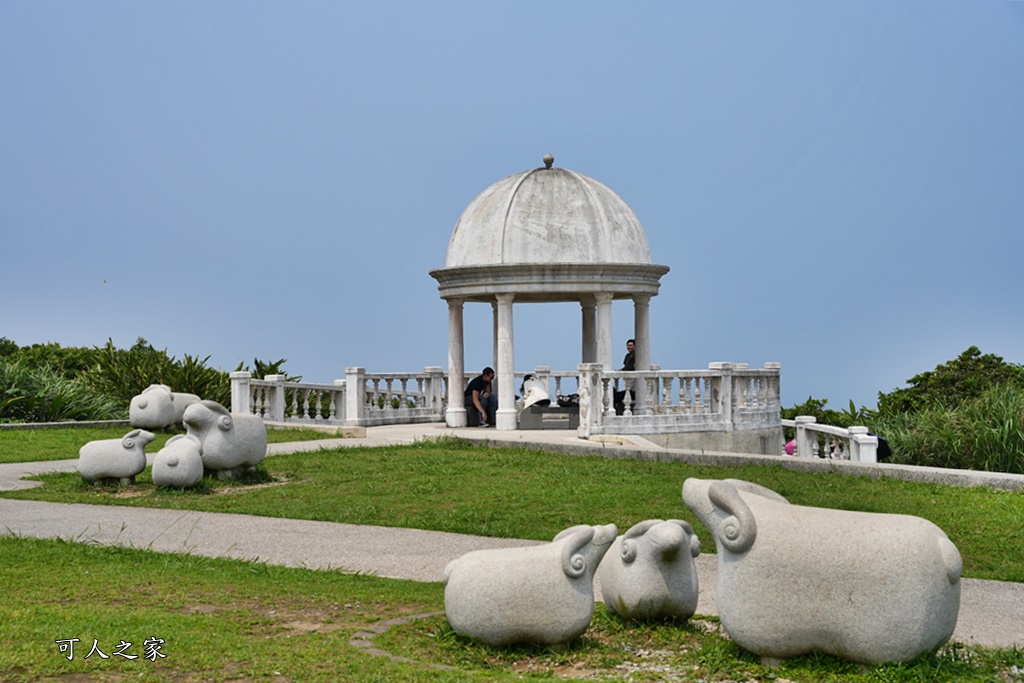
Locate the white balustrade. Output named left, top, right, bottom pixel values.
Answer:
left=781, top=417, right=878, bottom=463
left=231, top=362, right=782, bottom=441
left=230, top=367, right=446, bottom=427
left=575, top=362, right=782, bottom=439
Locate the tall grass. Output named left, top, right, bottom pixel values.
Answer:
left=0, top=359, right=123, bottom=423
left=871, top=384, right=1024, bottom=474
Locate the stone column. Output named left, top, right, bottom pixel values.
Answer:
left=446, top=299, right=467, bottom=427
left=495, top=293, right=517, bottom=430
left=229, top=371, right=251, bottom=414
left=595, top=292, right=614, bottom=370
left=580, top=297, right=597, bottom=364
left=794, top=415, right=817, bottom=458
left=345, top=367, right=366, bottom=428
left=632, top=295, right=652, bottom=415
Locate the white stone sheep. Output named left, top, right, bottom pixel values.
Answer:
left=682, top=477, right=962, bottom=665
left=183, top=400, right=267, bottom=480
left=443, top=523, right=617, bottom=646
left=597, top=519, right=701, bottom=621
left=129, top=384, right=201, bottom=430
left=77, top=429, right=155, bottom=485
left=151, top=434, right=204, bottom=488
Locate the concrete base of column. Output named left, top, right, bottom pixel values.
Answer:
left=446, top=408, right=468, bottom=428
left=496, top=408, right=518, bottom=431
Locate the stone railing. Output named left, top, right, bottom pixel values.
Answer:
left=230, top=367, right=447, bottom=427
left=781, top=416, right=878, bottom=463
left=576, top=362, right=782, bottom=439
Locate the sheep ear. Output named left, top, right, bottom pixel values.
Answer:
left=708, top=480, right=757, bottom=553
left=122, top=429, right=141, bottom=448
left=558, top=526, right=596, bottom=578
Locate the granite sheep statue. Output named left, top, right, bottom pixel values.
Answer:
left=597, top=519, right=701, bottom=621
left=183, top=400, right=267, bottom=480
left=682, top=477, right=962, bottom=665
left=151, top=434, right=204, bottom=488
left=77, top=429, right=155, bottom=485
left=129, top=384, right=201, bottom=430
left=443, top=523, right=617, bottom=646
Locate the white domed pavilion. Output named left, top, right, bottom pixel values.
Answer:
left=430, top=155, right=669, bottom=429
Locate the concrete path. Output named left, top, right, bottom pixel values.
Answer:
left=1, top=423, right=1022, bottom=650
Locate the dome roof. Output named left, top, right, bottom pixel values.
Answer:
left=444, top=156, right=653, bottom=268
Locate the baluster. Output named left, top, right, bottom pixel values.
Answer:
left=662, top=376, right=672, bottom=413
left=328, top=387, right=338, bottom=421
left=249, top=386, right=259, bottom=417
left=812, top=438, right=821, bottom=458
left=693, top=378, right=703, bottom=414
left=372, top=378, right=382, bottom=411
left=602, top=377, right=615, bottom=416
left=679, top=377, right=690, bottom=413
left=312, top=390, right=323, bottom=421
left=554, top=375, right=563, bottom=398
left=400, top=378, right=409, bottom=411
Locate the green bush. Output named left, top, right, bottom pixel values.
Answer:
left=870, top=384, right=1024, bottom=474
left=0, top=358, right=123, bottom=423
left=87, top=338, right=230, bottom=407
left=877, top=346, right=1024, bottom=415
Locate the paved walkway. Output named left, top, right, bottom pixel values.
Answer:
left=1, top=423, right=1022, bottom=650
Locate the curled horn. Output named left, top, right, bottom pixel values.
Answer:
left=122, top=429, right=141, bottom=448
left=556, top=525, right=597, bottom=578
left=620, top=519, right=661, bottom=563
left=708, top=480, right=757, bottom=554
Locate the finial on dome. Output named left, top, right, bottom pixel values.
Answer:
left=543, top=154, right=554, bottom=169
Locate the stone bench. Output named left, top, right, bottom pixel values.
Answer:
left=518, top=404, right=580, bottom=430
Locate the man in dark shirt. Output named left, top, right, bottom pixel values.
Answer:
left=621, top=339, right=636, bottom=371
left=465, top=367, right=496, bottom=427
left=615, top=339, right=636, bottom=414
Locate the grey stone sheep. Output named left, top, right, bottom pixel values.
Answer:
left=597, top=519, right=701, bottom=621
left=151, top=434, right=204, bottom=488
left=77, top=429, right=155, bottom=485
left=443, top=523, right=617, bottom=646
left=129, top=384, right=201, bottom=430
left=183, top=400, right=267, bottom=480
left=682, top=477, right=962, bottom=665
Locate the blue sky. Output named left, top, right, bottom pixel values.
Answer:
left=2, top=1, right=1022, bottom=409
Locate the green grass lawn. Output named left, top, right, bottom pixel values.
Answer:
left=2, top=431, right=1024, bottom=681
left=1, top=536, right=1019, bottom=683
left=3, top=436, right=1024, bottom=582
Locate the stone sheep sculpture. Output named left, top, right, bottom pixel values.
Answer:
left=151, top=434, right=205, bottom=488
left=443, top=523, right=617, bottom=646
left=597, top=519, right=701, bottom=621
left=78, top=429, right=155, bottom=485
left=682, top=477, right=962, bottom=665
left=129, top=384, right=201, bottom=430
left=183, top=400, right=267, bottom=480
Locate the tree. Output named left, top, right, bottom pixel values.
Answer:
left=876, top=346, right=1024, bottom=415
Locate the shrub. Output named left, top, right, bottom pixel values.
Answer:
left=869, top=384, right=1024, bottom=474
left=0, top=358, right=123, bottom=423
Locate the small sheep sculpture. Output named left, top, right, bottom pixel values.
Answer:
left=443, top=523, right=617, bottom=646
left=129, top=384, right=201, bottom=430
left=682, top=477, right=962, bottom=665
left=183, top=400, right=267, bottom=480
left=151, top=434, right=204, bottom=488
left=78, top=429, right=155, bottom=485
left=597, top=519, right=701, bottom=621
